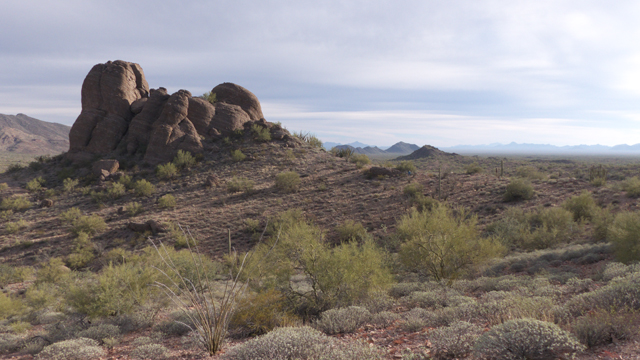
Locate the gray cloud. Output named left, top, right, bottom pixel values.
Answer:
left=1, top=0, right=640, bottom=146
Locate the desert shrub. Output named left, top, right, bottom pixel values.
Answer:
left=0, top=292, right=23, bottom=320
left=371, top=311, right=399, bottom=328
left=471, top=294, right=556, bottom=325
left=572, top=310, right=636, bottom=348
left=227, top=177, right=254, bottom=193
left=403, top=307, right=433, bottom=332
left=230, top=289, right=299, bottom=337
left=126, top=202, right=144, bottom=216
left=396, top=160, right=416, bottom=173
left=26, top=177, right=45, bottom=192
left=243, top=218, right=261, bottom=234
left=474, top=320, right=584, bottom=359
left=430, top=321, right=483, bottom=360
left=5, top=219, right=28, bottom=234
left=66, top=232, right=96, bottom=269
left=389, top=282, right=425, bottom=298
left=275, top=171, right=301, bottom=193
left=131, top=344, right=170, bottom=360
left=398, top=206, right=505, bottom=282
left=503, top=179, right=534, bottom=201
left=331, top=147, right=354, bottom=159
left=35, top=258, right=70, bottom=284
left=349, top=153, right=371, bottom=168
left=562, top=191, right=598, bottom=222
left=608, top=211, right=640, bottom=263
left=335, top=220, right=368, bottom=243
left=292, top=131, right=323, bottom=148
left=231, top=149, right=246, bottom=162
left=465, top=163, right=483, bottom=175
left=10, top=321, right=31, bottom=334
left=158, top=194, right=177, bottom=209
left=133, top=179, right=156, bottom=197
left=403, top=183, right=423, bottom=198
left=0, top=264, right=33, bottom=287
left=201, top=91, right=217, bottom=104
left=77, top=324, right=121, bottom=344
left=622, top=176, right=640, bottom=197
left=515, top=165, right=545, bottom=180
left=167, top=223, right=195, bottom=249
left=402, top=289, right=472, bottom=310
left=592, top=206, right=613, bottom=241
left=0, top=183, right=7, bottom=191
left=173, top=149, right=196, bottom=169
left=563, top=272, right=640, bottom=319
left=0, top=196, right=31, bottom=212
left=156, top=162, right=178, bottom=179
left=62, top=178, right=79, bottom=192
left=601, top=262, right=640, bottom=281
left=70, top=215, right=106, bottom=236
left=315, top=306, right=371, bottom=335
left=0, top=210, right=12, bottom=221
left=222, top=326, right=382, bottom=360
left=251, top=124, right=271, bottom=142
left=106, top=182, right=126, bottom=199
left=36, top=338, right=105, bottom=360
left=117, top=174, right=133, bottom=188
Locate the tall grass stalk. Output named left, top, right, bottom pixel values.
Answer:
left=150, top=224, right=277, bottom=356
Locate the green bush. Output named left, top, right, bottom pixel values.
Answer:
left=275, top=171, right=301, bottom=193
left=221, top=326, right=382, bottom=360
left=230, top=288, right=300, bottom=337
left=0, top=196, right=31, bottom=212
left=0, top=264, right=33, bottom=287
left=70, top=215, right=106, bottom=236
left=133, top=179, right=156, bottom=197
left=66, top=232, right=95, bottom=269
left=0, top=291, right=23, bottom=320
left=118, top=174, right=133, bottom=188
left=474, top=319, right=584, bottom=360
left=59, top=207, right=81, bottom=225
left=608, top=211, right=640, bottom=263
left=251, top=124, right=271, bottom=142
left=622, top=176, right=640, bottom=197
left=503, top=179, right=534, bottom=201
left=562, top=191, right=598, bottom=222
left=0, top=209, right=12, bottom=221
left=430, top=321, right=483, bottom=360
left=349, top=153, right=371, bottom=168
left=26, top=177, right=45, bottom=192
left=293, top=132, right=323, bottom=148
left=62, top=178, right=79, bottom=192
left=315, top=306, right=371, bottom=335
left=465, top=163, right=483, bottom=175
left=127, top=202, right=144, bottom=216
left=227, top=177, right=254, bottom=193
left=398, top=206, right=505, bottom=282
left=0, top=183, right=8, bottom=191
left=201, top=91, right=217, bottom=104
left=35, top=338, right=106, bottom=360
left=158, top=194, right=177, bottom=209
left=35, top=258, right=70, bottom=284
left=396, top=161, right=416, bottom=173
left=231, top=149, right=246, bottom=162
left=156, top=162, right=178, bottom=179
left=335, top=220, right=368, bottom=243
left=5, top=219, right=28, bottom=234
left=106, top=182, right=126, bottom=199
left=173, top=149, right=196, bottom=169
left=515, top=165, right=545, bottom=180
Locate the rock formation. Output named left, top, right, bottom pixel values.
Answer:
left=67, top=60, right=271, bottom=164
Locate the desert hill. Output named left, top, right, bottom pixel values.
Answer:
left=331, top=141, right=419, bottom=156
left=0, top=113, right=70, bottom=154
left=396, top=144, right=458, bottom=160
left=384, top=141, right=420, bottom=154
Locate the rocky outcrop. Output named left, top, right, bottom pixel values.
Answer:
left=68, top=60, right=279, bottom=164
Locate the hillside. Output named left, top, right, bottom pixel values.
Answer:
left=0, top=113, right=70, bottom=154
left=396, top=145, right=458, bottom=160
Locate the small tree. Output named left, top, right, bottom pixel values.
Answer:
left=398, top=206, right=504, bottom=283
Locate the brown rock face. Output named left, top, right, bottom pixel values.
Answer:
left=69, top=60, right=149, bottom=155
left=68, top=61, right=270, bottom=164
left=212, top=82, right=264, bottom=121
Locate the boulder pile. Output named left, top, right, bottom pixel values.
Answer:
left=67, top=60, right=274, bottom=164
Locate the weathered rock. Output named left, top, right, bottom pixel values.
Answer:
left=126, top=88, right=171, bottom=155
left=187, top=97, right=216, bottom=136
left=210, top=102, right=251, bottom=134
left=127, top=220, right=166, bottom=235
left=69, top=60, right=149, bottom=157
left=130, top=98, right=148, bottom=114
left=212, top=83, right=264, bottom=121
left=92, top=159, right=120, bottom=176
left=40, top=199, right=54, bottom=208
left=143, top=90, right=203, bottom=164
left=204, top=174, right=221, bottom=188
left=98, top=169, right=110, bottom=182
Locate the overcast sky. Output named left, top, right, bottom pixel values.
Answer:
left=2, top=0, right=640, bottom=147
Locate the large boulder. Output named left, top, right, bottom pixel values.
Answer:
left=210, top=102, right=251, bottom=134
left=187, top=97, right=216, bottom=135
left=125, top=88, right=171, bottom=155
left=69, top=60, right=149, bottom=155
left=212, top=83, right=264, bottom=121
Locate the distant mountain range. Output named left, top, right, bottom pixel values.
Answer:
left=0, top=113, right=70, bottom=154
left=440, top=142, right=640, bottom=155
left=326, top=141, right=420, bottom=156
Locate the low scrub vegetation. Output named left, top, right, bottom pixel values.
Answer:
left=503, top=179, right=534, bottom=201
left=274, top=171, right=300, bottom=193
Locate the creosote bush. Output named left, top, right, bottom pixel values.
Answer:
left=231, top=149, right=246, bottom=162
left=349, top=153, right=371, bottom=168
left=465, top=163, right=483, bottom=175
left=69, top=214, right=106, bottom=236
left=292, top=131, right=323, bottom=148
left=621, top=176, right=640, bottom=197
left=403, top=183, right=423, bottom=198
left=396, top=160, right=416, bottom=173
left=230, top=289, right=299, bottom=337
left=503, top=179, right=534, bottom=201
left=127, top=202, right=144, bottom=216
left=173, top=149, right=196, bottom=169
left=562, top=191, right=598, bottom=222
left=275, top=171, right=301, bottom=193
left=156, top=162, right=178, bottom=179
left=26, top=177, right=45, bottom=192
left=335, top=220, right=368, bottom=243
left=133, top=179, right=156, bottom=197
left=251, top=124, right=271, bottom=142
left=608, top=210, right=640, bottom=263
left=474, top=319, right=584, bottom=360
left=62, top=178, right=79, bottom=192
left=0, top=196, right=31, bottom=212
